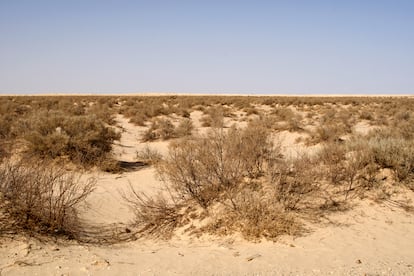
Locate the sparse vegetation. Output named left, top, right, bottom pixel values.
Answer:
left=0, top=158, right=96, bottom=239
left=1, top=95, right=414, bottom=242
left=136, top=145, right=162, bottom=165
left=123, top=96, right=414, bottom=240
left=23, top=111, right=121, bottom=167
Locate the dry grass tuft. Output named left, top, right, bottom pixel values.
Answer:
left=207, top=188, right=302, bottom=241
left=142, top=118, right=194, bottom=142
left=122, top=188, right=183, bottom=239
left=136, top=145, right=163, bottom=165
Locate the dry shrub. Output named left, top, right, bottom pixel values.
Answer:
left=389, top=114, right=414, bottom=140
left=269, top=155, right=320, bottom=210
left=395, top=110, right=410, bottom=121
left=200, top=115, right=213, bottom=127
left=244, top=106, right=259, bottom=115
left=367, top=131, right=414, bottom=182
left=318, top=141, right=348, bottom=184
left=142, top=118, right=176, bottom=141
left=156, top=118, right=176, bottom=140
left=136, top=145, right=162, bottom=164
left=315, top=134, right=413, bottom=200
left=271, top=106, right=296, bottom=120
left=123, top=189, right=183, bottom=239
left=285, top=115, right=304, bottom=132
left=200, top=106, right=225, bottom=127
left=359, top=110, right=374, bottom=120
left=174, top=118, right=194, bottom=137
left=157, top=125, right=276, bottom=208
left=125, top=123, right=295, bottom=240
left=157, top=135, right=234, bottom=208
left=209, top=188, right=302, bottom=241
left=345, top=139, right=379, bottom=186
left=23, top=111, right=120, bottom=167
left=0, top=140, right=10, bottom=161
left=308, top=124, right=346, bottom=144
left=142, top=118, right=194, bottom=142
left=7, top=95, right=405, bottom=241
left=86, top=101, right=117, bottom=125
left=98, top=157, right=123, bottom=173
left=141, top=126, right=158, bottom=142
left=0, top=158, right=95, bottom=238
left=0, top=148, right=5, bottom=161
left=239, top=121, right=277, bottom=178
left=318, top=140, right=375, bottom=199
left=0, top=114, right=13, bottom=139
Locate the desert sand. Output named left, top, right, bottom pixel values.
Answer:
left=1, top=111, right=414, bottom=276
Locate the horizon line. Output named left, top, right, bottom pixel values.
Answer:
left=0, top=92, right=413, bottom=97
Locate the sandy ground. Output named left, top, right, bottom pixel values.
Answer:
left=1, top=201, right=414, bottom=275
left=1, top=114, right=414, bottom=275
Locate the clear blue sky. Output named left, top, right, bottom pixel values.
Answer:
left=1, top=0, right=413, bottom=94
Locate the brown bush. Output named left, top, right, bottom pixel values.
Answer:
left=243, top=106, right=259, bottom=115
left=156, top=118, right=176, bottom=140
left=86, top=101, right=117, bottom=125
left=239, top=121, right=277, bottom=177
left=136, top=145, right=162, bottom=164
left=156, top=125, right=276, bottom=208
left=367, top=131, right=414, bottom=182
left=141, top=126, right=158, bottom=142
left=200, top=106, right=226, bottom=127
left=316, top=136, right=402, bottom=199
left=268, top=154, right=320, bottom=210
left=174, top=118, right=194, bottom=137
left=285, top=115, right=304, bottom=132
left=142, top=118, right=176, bottom=142
left=359, top=110, right=374, bottom=120
left=156, top=136, right=227, bottom=208
left=318, top=141, right=348, bottom=184
left=0, top=158, right=96, bottom=238
left=271, top=106, right=296, bottom=120
left=123, top=189, right=183, bottom=239
left=0, top=114, right=13, bottom=139
left=22, top=111, right=120, bottom=167
left=209, top=188, right=302, bottom=241
left=315, top=124, right=346, bottom=143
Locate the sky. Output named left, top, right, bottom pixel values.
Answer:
left=0, top=0, right=413, bottom=95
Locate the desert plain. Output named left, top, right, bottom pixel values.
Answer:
left=1, top=95, right=414, bottom=275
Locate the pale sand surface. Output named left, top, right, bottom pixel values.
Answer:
left=1, top=201, right=413, bottom=275
left=1, top=114, right=414, bottom=275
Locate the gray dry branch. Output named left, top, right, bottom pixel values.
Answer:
left=0, top=158, right=96, bottom=238
left=136, top=145, right=162, bottom=165
left=125, top=123, right=302, bottom=240
left=268, top=154, right=321, bottom=210
left=215, top=188, right=303, bottom=241
left=122, top=184, right=183, bottom=239
left=156, top=124, right=276, bottom=209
